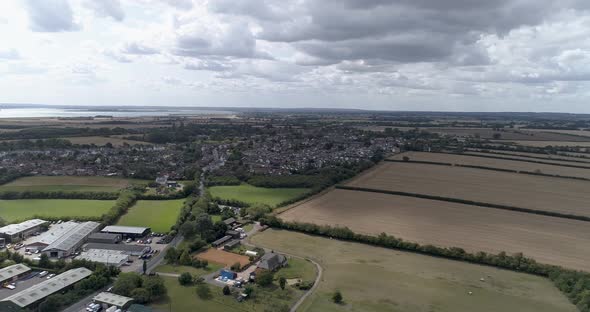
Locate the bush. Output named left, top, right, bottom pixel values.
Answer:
left=178, top=272, right=193, bottom=286
left=256, top=270, right=274, bottom=287
left=222, top=285, right=231, bottom=295
left=332, top=290, right=343, bottom=304
left=196, top=284, right=212, bottom=300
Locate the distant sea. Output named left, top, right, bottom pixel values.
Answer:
left=0, top=107, right=235, bottom=118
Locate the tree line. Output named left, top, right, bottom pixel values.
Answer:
left=260, top=217, right=590, bottom=312
left=0, top=191, right=118, bottom=200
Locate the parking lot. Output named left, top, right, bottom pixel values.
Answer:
left=0, top=271, right=49, bottom=300
left=118, top=234, right=169, bottom=273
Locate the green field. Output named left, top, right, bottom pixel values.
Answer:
left=155, top=263, right=223, bottom=277
left=116, top=199, right=184, bottom=233
left=251, top=230, right=576, bottom=312
left=0, top=176, right=148, bottom=193
left=0, top=199, right=115, bottom=222
left=275, top=258, right=317, bottom=283
left=152, top=276, right=304, bottom=312
left=208, top=184, right=309, bottom=207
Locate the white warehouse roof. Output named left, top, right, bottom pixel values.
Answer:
left=0, top=219, right=46, bottom=236
left=1, top=267, right=92, bottom=307
left=0, top=264, right=31, bottom=284
left=93, top=292, right=133, bottom=308
left=43, top=221, right=100, bottom=252
left=101, top=225, right=149, bottom=235
left=27, top=221, right=80, bottom=246
left=77, top=249, right=128, bottom=266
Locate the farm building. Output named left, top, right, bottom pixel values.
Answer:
left=101, top=225, right=151, bottom=239
left=77, top=249, right=129, bottom=267
left=223, top=218, right=238, bottom=227
left=0, top=219, right=47, bottom=243
left=0, top=264, right=31, bottom=285
left=25, top=221, right=81, bottom=252
left=226, top=230, right=241, bottom=239
left=257, top=252, right=287, bottom=271
left=212, top=235, right=232, bottom=247
left=87, top=232, right=122, bottom=244
left=84, top=243, right=150, bottom=256
left=224, top=240, right=240, bottom=251
left=0, top=268, right=92, bottom=311
left=93, top=292, right=134, bottom=309
left=42, top=221, right=100, bottom=258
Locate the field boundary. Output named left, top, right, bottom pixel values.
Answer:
left=385, top=158, right=590, bottom=182
left=335, top=185, right=590, bottom=222
left=467, top=149, right=590, bottom=163
left=447, top=152, right=590, bottom=170
left=0, top=191, right=119, bottom=200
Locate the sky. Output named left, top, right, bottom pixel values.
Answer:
left=2, top=0, right=590, bottom=112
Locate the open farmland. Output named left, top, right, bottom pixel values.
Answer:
left=61, top=136, right=152, bottom=146
left=208, top=184, right=309, bottom=207
left=0, top=176, right=147, bottom=193
left=466, top=149, right=590, bottom=163
left=463, top=151, right=590, bottom=167
left=116, top=199, right=184, bottom=233
left=280, top=189, right=590, bottom=271
left=524, top=129, right=590, bottom=138
left=0, top=199, right=114, bottom=222
left=496, top=140, right=590, bottom=147
left=389, top=152, right=590, bottom=179
left=252, top=229, right=577, bottom=312
left=346, top=162, right=590, bottom=218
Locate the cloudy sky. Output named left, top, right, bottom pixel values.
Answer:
left=2, top=0, right=590, bottom=112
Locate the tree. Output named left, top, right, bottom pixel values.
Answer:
left=222, top=285, right=231, bottom=295
left=38, top=253, right=51, bottom=269
left=143, top=276, right=167, bottom=301
left=38, top=295, right=62, bottom=312
left=279, top=277, right=286, bottom=290
left=165, top=247, right=179, bottom=264
left=230, top=262, right=241, bottom=271
left=256, top=270, right=274, bottom=287
left=244, top=285, right=254, bottom=296
left=131, top=288, right=151, bottom=304
left=332, top=290, right=343, bottom=304
left=179, top=249, right=192, bottom=266
left=142, top=260, right=147, bottom=275
left=196, top=283, right=212, bottom=300
left=178, top=272, right=193, bottom=286
left=112, top=273, right=142, bottom=297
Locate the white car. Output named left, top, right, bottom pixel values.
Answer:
left=38, top=271, right=48, bottom=278
left=46, top=273, right=56, bottom=279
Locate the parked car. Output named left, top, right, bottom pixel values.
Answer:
left=46, top=274, right=56, bottom=279
left=38, top=271, right=48, bottom=278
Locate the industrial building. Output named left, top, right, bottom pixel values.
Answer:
left=25, top=221, right=80, bottom=252
left=87, top=232, right=122, bottom=244
left=0, top=267, right=92, bottom=311
left=84, top=243, right=150, bottom=256
left=0, top=264, right=31, bottom=285
left=224, top=240, right=241, bottom=251
left=93, top=292, right=134, bottom=309
left=42, top=221, right=100, bottom=258
left=77, top=249, right=129, bottom=267
left=101, top=225, right=151, bottom=239
left=0, top=219, right=47, bottom=243
left=212, top=235, right=232, bottom=247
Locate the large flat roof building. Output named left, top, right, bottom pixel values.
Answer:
left=0, top=264, right=31, bottom=284
left=87, top=232, right=122, bottom=244
left=0, top=267, right=92, bottom=311
left=42, top=221, right=100, bottom=258
left=77, top=249, right=129, bottom=267
left=93, top=292, right=134, bottom=309
left=83, top=243, right=150, bottom=256
left=0, top=219, right=47, bottom=243
left=101, top=226, right=151, bottom=238
left=25, top=221, right=80, bottom=251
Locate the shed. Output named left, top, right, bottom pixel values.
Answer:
left=93, top=292, right=134, bottom=309
left=101, top=226, right=151, bottom=239
left=211, top=235, right=232, bottom=247
left=88, top=232, right=122, bottom=244
left=223, top=240, right=241, bottom=251
left=226, top=230, right=241, bottom=239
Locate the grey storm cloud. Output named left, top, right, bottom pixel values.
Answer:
left=23, top=0, right=80, bottom=32
left=84, top=0, right=125, bottom=22
left=211, top=0, right=588, bottom=65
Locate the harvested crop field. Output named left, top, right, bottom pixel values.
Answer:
left=252, top=229, right=577, bottom=312
left=389, top=152, right=590, bottom=179
left=497, top=140, right=590, bottom=147
left=466, top=149, right=590, bottom=164
left=346, top=162, right=590, bottom=218
left=280, top=189, right=590, bottom=271
left=0, top=176, right=148, bottom=193
left=195, top=248, right=250, bottom=268
left=463, top=151, right=590, bottom=167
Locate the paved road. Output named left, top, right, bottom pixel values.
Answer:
left=243, top=223, right=324, bottom=312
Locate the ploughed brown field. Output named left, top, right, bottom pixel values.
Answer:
left=389, top=152, right=590, bottom=179
left=346, top=162, right=590, bottom=218
left=464, top=151, right=590, bottom=167
left=465, top=149, right=590, bottom=164
left=280, top=189, right=590, bottom=271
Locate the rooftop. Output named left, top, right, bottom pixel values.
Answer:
left=93, top=292, right=133, bottom=308
left=43, top=221, right=100, bottom=252
left=84, top=243, right=149, bottom=253
left=0, top=219, right=46, bottom=236
left=1, top=267, right=92, bottom=307
left=76, top=249, right=128, bottom=265
left=0, top=264, right=31, bottom=283
left=101, top=225, right=150, bottom=235
left=88, top=232, right=121, bottom=240
left=27, top=221, right=80, bottom=246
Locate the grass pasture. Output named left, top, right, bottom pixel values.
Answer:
left=251, top=229, right=577, bottom=312
left=346, top=161, right=590, bottom=218
left=208, top=184, right=310, bottom=207
left=116, top=199, right=184, bottom=233
left=280, top=189, right=590, bottom=271
left=390, top=151, right=590, bottom=179
left=0, top=199, right=114, bottom=222
left=0, top=176, right=148, bottom=193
